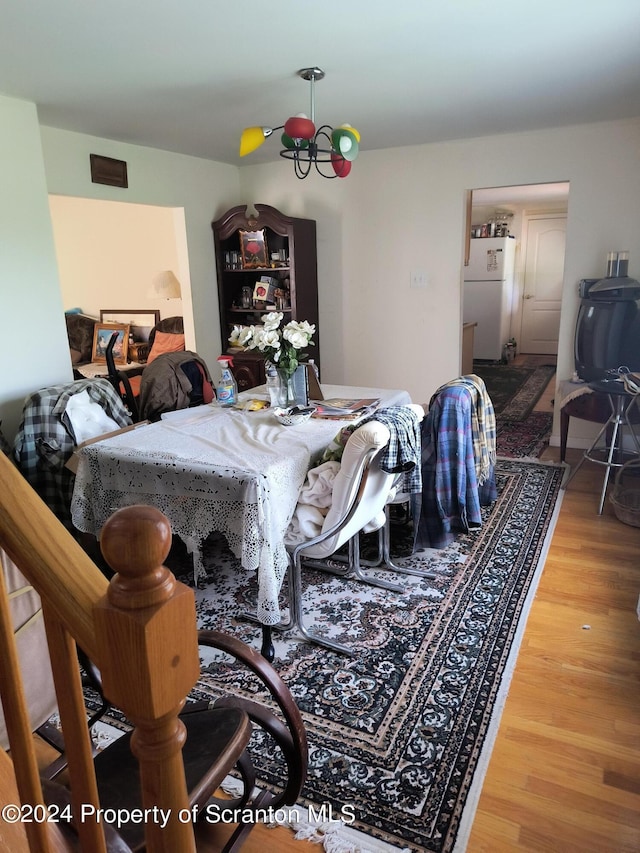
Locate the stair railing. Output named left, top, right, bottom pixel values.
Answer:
left=0, top=451, right=199, bottom=852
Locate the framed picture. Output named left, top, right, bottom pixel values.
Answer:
left=239, top=229, right=268, bottom=269
left=252, top=277, right=277, bottom=304
left=92, top=323, right=130, bottom=364
left=100, top=309, right=160, bottom=342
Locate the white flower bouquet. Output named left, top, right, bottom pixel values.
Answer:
left=229, top=313, right=315, bottom=376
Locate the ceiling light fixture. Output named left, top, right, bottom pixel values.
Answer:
left=239, top=67, right=360, bottom=180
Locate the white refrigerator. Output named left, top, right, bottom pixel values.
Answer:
left=463, top=237, right=516, bottom=361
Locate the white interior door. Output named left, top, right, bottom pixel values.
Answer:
left=519, top=215, right=566, bottom=354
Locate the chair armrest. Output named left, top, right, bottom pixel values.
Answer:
left=196, top=629, right=308, bottom=811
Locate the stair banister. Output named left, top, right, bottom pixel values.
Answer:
left=0, top=452, right=200, bottom=851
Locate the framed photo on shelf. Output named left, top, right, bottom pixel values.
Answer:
left=92, top=323, right=130, bottom=364
left=252, top=276, right=277, bottom=304
left=239, top=229, right=268, bottom=269
left=100, top=309, right=160, bottom=342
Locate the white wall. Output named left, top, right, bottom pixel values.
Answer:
left=240, top=118, right=640, bottom=446
left=0, top=96, right=70, bottom=441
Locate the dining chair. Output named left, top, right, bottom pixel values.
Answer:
left=351, top=403, right=438, bottom=580
left=32, top=627, right=307, bottom=852
left=105, top=330, right=214, bottom=422
left=104, top=317, right=186, bottom=419
left=64, top=630, right=307, bottom=852
left=105, top=331, right=141, bottom=418
left=313, top=403, right=438, bottom=584
left=13, top=377, right=132, bottom=531
left=414, top=374, right=498, bottom=550
left=280, top=418, right=406, bottom=655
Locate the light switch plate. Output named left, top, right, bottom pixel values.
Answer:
left=410, top=271, right=428, bottom=289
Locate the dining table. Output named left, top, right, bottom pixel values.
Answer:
left=71, top=383, right=411, bottom=658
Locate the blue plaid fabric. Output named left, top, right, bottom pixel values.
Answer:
left=416, top=377, right=497, bottom=550
left=428, top=374, right=496, bottom=485
left=13, top=379, right=131, bottom=530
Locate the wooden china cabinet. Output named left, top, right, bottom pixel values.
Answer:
left=212, top=204, right=319, bottom=391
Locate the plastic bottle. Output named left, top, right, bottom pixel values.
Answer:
left=216, top=356, right=238, bottom=407
left=266, top=365, right=281, bottom=408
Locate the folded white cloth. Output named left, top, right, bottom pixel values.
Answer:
left=284, top=504, right=328, bottom=546
left=298, top=461, right=340, bottom=507
left=285, top=461, right=340, bottom=547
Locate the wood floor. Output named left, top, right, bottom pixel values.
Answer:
left=467, top=444, right=640, bottom=852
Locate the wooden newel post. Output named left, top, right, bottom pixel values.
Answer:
left=93, top=505, right=200, bottom=853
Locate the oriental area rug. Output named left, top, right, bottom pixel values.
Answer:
left=496, top=411, right=554, bottom=459
left=88, top=458, right=564, bottom=853
left=471, top=362, right=556, bottom=422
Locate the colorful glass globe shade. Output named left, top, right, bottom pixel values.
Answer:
left=341, top=124, right=361, bottom=143
left=284, top=114, right=315, bottom=141
left=331, top=127, right=359, bottom=162
left=239, top=126, right=273, bottom=157
left=331, top=153, right=352, bottom=178
left=281, top=132, right=309, bottom=150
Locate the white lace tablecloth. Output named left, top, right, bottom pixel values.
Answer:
left=71, top=384, right=410, bottom=624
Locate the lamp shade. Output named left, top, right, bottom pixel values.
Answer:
left=239, top=126, right=273, bottom=157
left=152, top=270, right=182, bottom=299
left=281, top=132, right=309, bottom=150
left=284, top=114, right=315, bottom=141
left=331, top=127, right=359, bottom=161
left=339, top=123, right=360, bottom=143
left=331, top=153, right=351, bottom=178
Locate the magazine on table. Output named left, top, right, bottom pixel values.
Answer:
left=310, top=397, right=380, bottom=419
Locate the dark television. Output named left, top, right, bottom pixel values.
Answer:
left=574, top=296, right=640, bottom=381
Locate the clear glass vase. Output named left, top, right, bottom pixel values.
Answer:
left=276, top=369, right=296, bottom=408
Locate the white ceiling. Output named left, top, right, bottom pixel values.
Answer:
left=1, top=1, right=639, bottom=167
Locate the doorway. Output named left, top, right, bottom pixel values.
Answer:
left=49, top=195, right=196, bottom=350
left=464, top=182, right=569, bottom=458
left=465, top=181, right=569, bottom=358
